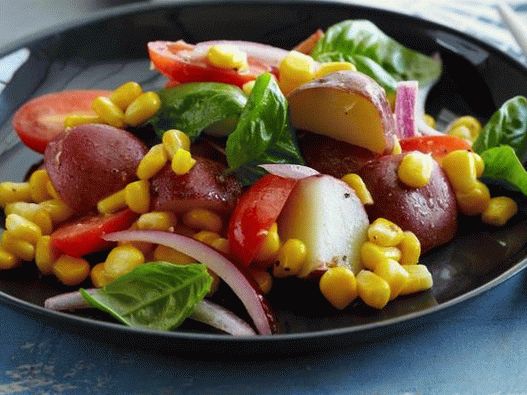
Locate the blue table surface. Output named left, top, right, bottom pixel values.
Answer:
left=2, top=1, right=527, bottom=394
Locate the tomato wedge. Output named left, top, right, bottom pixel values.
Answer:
left=12, top=90, right=110, bottom=153
left=51, top=209, right=138, bottom=258
left=400, top=135, right=472, bottom=161
left=228, top=174, right=297, bottom=266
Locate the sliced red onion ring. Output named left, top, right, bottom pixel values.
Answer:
left=259, top=164, right=319, bottom=179
left=103, top=230, right=275, bottom=335
left=395, top=81, right=419, bottom=138
left=415, top=82, right=442, bottom=136
left=44, top=289, right=94, bottom=311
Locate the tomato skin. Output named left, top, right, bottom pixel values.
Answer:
left=228, top=174, right=297, bottom=266
left=12, top=90, right=111, bottom=153
left=400, top=135, right=472, bottom=161
left=51, top=209, right=138, bottom=258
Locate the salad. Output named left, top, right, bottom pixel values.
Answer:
left=0, top=20, right=526, bottom=336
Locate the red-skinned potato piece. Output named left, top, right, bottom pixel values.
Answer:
left=150, top=156, right=242, bottom=214
left=44, top=124, right=147, bottom=214
left=358, top=153, right=457, bottom=252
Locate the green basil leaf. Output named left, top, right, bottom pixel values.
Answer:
left=480, top=146, right=527, bottom=195
left=81, top=262, right=212, bottom=331
left=473, top=96, right=527, bottom=161
left=311, top=20, right=442, bottom=92
left=150, top=83, right=247, bottom=140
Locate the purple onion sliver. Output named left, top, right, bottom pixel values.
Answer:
left=395, top=80, right=419, bottom=138
left=192, top=300, right=256, bottom=336
left=259, top=164, right=319, bottom=179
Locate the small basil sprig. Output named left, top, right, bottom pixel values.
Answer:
left=479, top=146, right=527, bottom=195
left=81, top=262, right=212, bottom=331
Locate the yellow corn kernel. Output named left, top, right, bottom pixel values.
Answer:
left=64, top=114, right=101, bottom=128
left=423, top=114, right=436, bottom=128
left=171, top=148, right=196, bottom=176
left=255, top=223, right=281, bottom=263
left=29, top=169, right=51, bottom=203
left=97, top=189, right=126, bottom=214
left=315, top=61, right=356, bottom=79
left=153, top=245, right=196, bottom=264
left=5, top=214, right=42, bottom=244
left=124, top=92, right=161, bottom=127
left=46, top=181, right=60, bottom=200
left=249, top=269, right=273, bottom=294
left=319, top=266, right=358, bottom=310
left=481, top=196, right=518, bottom=226
left=110, top=81, right=143, bottom=110
left=367, top=218, right=404, bottom=247
left=279, top=51, right=316, bottom=84
left=92, top=96, right=125, bottom=128
left=373, top=259, right=409, bottom=300
left=193, top=230, right=221, bottom=245
left=162, top=129, right=191, bottom=157
left=182, top=208, right=222, bottom=233
left=397, top=152, right=433, bottom=188
left=210, top=237, right=230, bottom=254
left=472, top=152, right=484, bottom=178
left=40, top=199, right=74, bottom=224
left=360, top=241, right=401, bottom=270
left=207, top=270, right=221, bottom=296
left=5, top=202, right=53, bottom=235
left=90, top=262, right=113, bottom=288
left=341, top=173, right=373, bottom=205
left=400, top=264, right=433, bottom=295
left=137, top=211, right=177, bottom=231
left=356, top=270, right=391, bottom=309
left=456, top=181, right=490, bottom=216
left=0, top=247, right=20, bottom=270
left=0, top=182, right=31, bottom=207
left=242, top=80, right=255, bottom=96
left=124, top=180, right=150, bottom=214
left=35, top=235, right=58, bottom=275
left=398, top=231, right=421, bottom=265
left=448, top=116, right=481, bottom=141
left=1, top=231, right=35, bottom=261
left=207, top=44, right=248, bottom=71
left=273, top=239, right=307, bottom=278
left=392, top=135, right=402, bottom=155
left=137, top=144, right=168, bottom=180
left=53, top=255, right=90, bottom=286
left=441, top=150, right=477, bottom=193
left=448, top=125, right=473, bottom=142
left=104, top=245, right=145, bottom=280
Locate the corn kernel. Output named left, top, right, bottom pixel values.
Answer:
left=0, top=247, right=20, bottom=270
left=423, top=114, right=436, bottom=128
left=124, top=92, right=161, bottom=127
left=368, top=218, right=404, bottom=247
left=242, top=80, right=255, bottom=96
left=207, top=44, right=248, bottom=71
left=319, top=266, right=358, bottom=310
left=249, top=269, right=273, bottom=294
left=53, top=255, right=90, bottom=286
left=193, top=230, right=221, bottom=245
left=91, top=262, right=113, bottom=288
left=279, top=51, right=316, bottom=84
left=392, top=135, right=402, bottom=155
left=472, top=152, right=484, bottom=178
left=40, top=199, right=74, bottom=224
left=1, top=231, right=35, bottom=261
left=182, top=208, right=222, bottom=233
left=137, top=144, right=168, bottom=180
left=125, top=180, right=150, bottom=214
left=110, top=81, right=143, bottom=110
left=441, top=150, right=477, bottom=193
left=5, top=202, right=53, bottom=235
left=137, top=211, right=177, bottom=231
left=35, top=235, right=58, bottom=275
left=255, top=223, right=281, bottom=263
left=64, top=114, right=101, bottom=128
left=360, top=241, right=401, bottom=270
left=104, top=245, right=144, bottom=280
left=448, top=116, right=481, bottom=141
left=97, top=189, right=126, bottom=214
left=400, top=264, right=433, bottom=295
left=153, top=245, right=196, bottom=264
left=456, top=181, right=490, bottom=216
left=373, top=259, right=409, bottom=300
left=0, top=182, right=31, bottom=207
left=92, top=96, right=125, bottom=128
left=5, top=214, right=42, bottom=244
left=315, top=61, right=356, bottom=79
left=356, top=270, right=391, bottom=309
left=210, top=237, right=230, bottom=254
left=341, top=173, right=373, bottom=205
left=481, top=196, right=518, bottom=226
left=398, top=231, right=421, bottom=265
left=162, top=129, right=191, bottom=157
left=171, top=148, right=196, bottom=175
left=46, top=181, right=60, bottom=200
left=273, top=239, right=306, bottom=278
left=29, top=169, right=51, bottom=203
left=397, top=152, right=433, bottom=188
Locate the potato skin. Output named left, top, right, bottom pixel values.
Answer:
left=45, top=124, right=147, bottom=213
left=358, top=153, right=457, bottom=252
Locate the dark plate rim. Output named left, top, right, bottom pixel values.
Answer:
left=1, top=0, right=527, bottom=344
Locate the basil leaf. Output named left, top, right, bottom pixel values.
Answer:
left=311, top=20, right=442, bottom=92
left=473, top=96, right=527, bottom=161
left=480, top=146, right=527, bottom=195
left=81, top=262, right=212, bottom=331
left=226, top=73, right=303, bottom=185
left=150, top=83, right=247, bottom=140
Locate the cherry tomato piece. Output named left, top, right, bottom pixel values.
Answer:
left=400, top=135, right=472, bottom=161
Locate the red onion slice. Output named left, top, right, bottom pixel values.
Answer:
left=103, top=230, right=275, bottom=335
left=395, top=80, right=419, bottom=138
left=259, top=164, right=319, bottom=179
left=44, top=289, right=94, bottom=311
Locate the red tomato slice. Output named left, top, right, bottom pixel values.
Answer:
left=228, top=174, right=297, bottom=266
left=148, top=40, right=274, bottom=88
left=400, top=135, right=472, bottom=161
left=51, top=209, right=138, bottom=258
left=12, top=90, right=111, bottom=153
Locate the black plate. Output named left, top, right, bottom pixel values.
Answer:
left=1, top=1, right=527, bottom=356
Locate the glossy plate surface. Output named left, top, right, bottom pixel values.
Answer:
left=1, top=1, right=527, bottom=355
